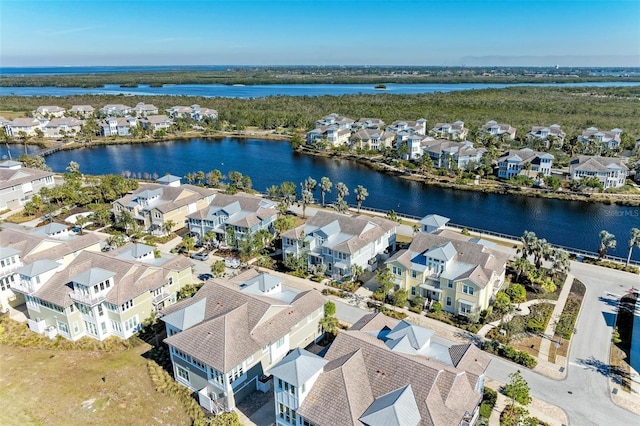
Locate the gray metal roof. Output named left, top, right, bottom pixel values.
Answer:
left=157, top=174, right=181, bottom=184
left=162, top=297, right=207, bottom=331
left=269, top=348, right=328, bottom=387
left=16, top=259, right=60, bottom=277
left=0, top=246, right=20, bottom=259
left=386, top=320, right=434, bottom=351
left=419, top=214, right=450, bottom=228
left=70, top=267, right=115, bottom=287
left=359, top=384, right=421, bottom=426
left=425, top=241, right=457, bottom=261
left=31, top=222, right=68, bottom=237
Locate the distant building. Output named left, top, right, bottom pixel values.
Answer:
left=139, top=115, right=172, bottom=133
left=496, top=148, right=554, bottom=179
left=527, top=124, right=566, bottom=147
left=132, top=102, right=159, bottom=117
left=99, top=117, right=138, bottom=136
left=69, top=105, right=95, bottom=118
left=42, top=117, right=85, bottom=138
left=480, top=120, right=516, bottom=140
left=99, top=104, right=132, bottom=116
left=34, top=106, right=66, bottom=118
left=420, top=138, right=485, bottom=169
left=578, top=127, right=622, bottom=152
left=569, top=155, right=629, bottom=189
left=353, top=118, right=385, bottom=130
left=351, top=128, right=395, bottom=151
left=430, top=121, right=468, bottom=141
left=166, top=105, right=218, bottom=121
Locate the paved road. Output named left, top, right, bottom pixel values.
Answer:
left=488, top=261, right=640, bottom=425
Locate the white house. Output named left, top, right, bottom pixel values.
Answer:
left=139, top=115, right=172, bottom=133
left=132, top=102, right=159, bottom=117
left=69, top=105, right=95, bottom=118
left=480, top=120, right=516, bottom=140
left=578, top=127, right=622, bottom=152
left=34, top=106, right=66, bottom=118
left=527, top=124, right=566, bottom=147
left=421, top=138, right=485, bottom=169
left=281, top=211, right=397, bottom=279
left=99, top=104, right=132, bottom=116
left=0, top=160, right=56, bottom=210
left=5, top=118, right=42, bottom=137
left=42, top=117, right=85, bottom=138
left=99, top=117, right=138, bottom=136
left=496, top=148, right=554, bottom=179
left=351, top=128, right=395, bottom=151
left=430, top=121, right=468, bottom=140
left=569, top=155, right=629, bottom=189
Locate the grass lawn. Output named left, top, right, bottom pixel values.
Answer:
left=0, top=343, right=191, bottom=426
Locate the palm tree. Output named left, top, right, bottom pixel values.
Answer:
left=550, top=248, right=571, bottom=277
left=320, top=177, right=332, bottom=207
left=300, top=189, right=314, bottom=218
left=519, top=231, right=537, bottom=260
left=511, top=256, right=532, bottom=283
left=354, top=185, right=368, bottom=213
left=334, top=199, right=348, bottom=213
left=303, top=176, right=317, bottom=192
left=531, top=238, right=551, bottom=269
left=598, top=230, right=616, bottom=259
left=626, top=228, right=640, bottom=267
left=163, top=219, right=176, bottom=235
left=336, top=182, right=349, bottom=203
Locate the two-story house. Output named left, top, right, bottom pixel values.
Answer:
left=187, top=193, right=277, bottom=245
left=281, top=211, right=397, bottom=279
left=480, top=120, right=516, bottom=140
left=430, top=121, right=468, bottom=141
left=99, top=104, right=132, bottom=116
left=421, top=139, right=485, bottom=169
left=69, top=105, right=95, bottom=118
left=11, top=243, right=192, bottom=341
left=578, top=127, right=622, bottom=152
left=353, top=118, right=385, bottom=130
left=161, top=269, right=325, bottom=414
left=0, top=160, right=56, bottom=210
left=34, top=105, right=66, bottom=118
left=271, top=312, right=490, bottom=426
left=42, top=117, right=85, bottom=138
left=569, top=155, right=629, bottom=189
left=386, top=230, right=509, bottom=316
left=496, top=148, right=554, bottom=179
left=527, top=124, right=566, bottom=147
left=351, top=128, right=395, bottom=151
left=191, top=104, right=218, bottom=121
left=112, top=176, right=215, bottom=235
left=315, top=113, right=354, bottom=129
left=5, top=118, right=42, bottom=137
left=139, top=115, right=172, bottom=133
left=132, top=102, right=159, bottom=117
left=99, top=116, right=138, bottom=136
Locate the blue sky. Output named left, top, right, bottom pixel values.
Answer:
left=1, top=0, right=638, bottom=67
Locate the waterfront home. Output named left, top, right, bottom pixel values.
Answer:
left=419, top=214, right=450, bottom=234
left=187, top=193, right=277, bottom=246
left=386, top=230, right=508, bottom=315
left=315, top=113, right=354, bottom=130
left=353, top=117, right=385, bottom=130
left=386, top=118, right=427, bottom=136
left=578, top=127, right=622, bottom=152
left=166, top=105, right=193, bottom=119
left=112, top=176, right=215, bottom=235
left=139, top=115, right=172, bottom=133
left=42, top=117, right=85, bottom=138
left=281, top=211, right=397, bottom=279
left=69, top=105, right=95, bottom=118
left=569, top=155, right=629, bottom=189
left=191, top=104, right=218, bottom=121
left=161, top=269, right=325, bottom=414
left=0, top=225, right=102, bottom=311
left=351, top=128, right=395, bottom=151
left=132, top=102, right=159, bottom=117
left=526, top=124, right=566, bottom=147
left=0, top=160, right=56, bottom=210
left=306, top=125, right=351, bottom=147
left=0, top=117, right=10, bottom=130
left=271, top=312, right=490, bottom=426
left=5, top=117, right=42, bottom=137
left=496, top=148, right=554, bottom=179
left=480, top=120, right=516, bottom=140
left=99, top=116, right=138, bottom=136
left=34, top=105, right=66, bottom=118
left=430, top=121, right=468, bottom=141
left=421, top=138, right=485, bottom=169
left=11, top=243, right=192, bottom=341
left=99, top=104, right=132, bottom=116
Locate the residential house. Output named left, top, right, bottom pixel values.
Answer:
left=139, top=115, right=172, bottom=133
left=353, top=118, right=385, bottom=130
left=0, top=160, right=56, bottom=210
left=132, top=102, right=159, bottom=117
left=99, top=104, right=132, bottom=117
left=306, top=125, right=351, bottom=147
left=527, top=124, right=566, bottom=147
left=271, top=312, right=490, bottom=426
left=191, top=105, right=218, bottom=121
left=42, top=117, right=85, bottom=138
left=421, top=138, right=485, bottom=169
left=351, top=128, right=395, bottom=151
left=578, top=127, right=622, bottom=152
left=496, top=148, right=554, bottom=179
left=430, top=121, right=468, bottom=141
left=569, top=155, right=629, bottom=189
left=386, top=230, right=509, bottom=315
left=187, top=193, right=277, bottom=245
left=281, top=211, right=397, bottom=279
left=386, top=119, right=427, bottom=145
left=99, top=116, right=138, bottom=136
left=11, top=243, right=192, bottom=341
left=69, top=105, right=95, bottom=118
left=0, top=117, right=11, bottom=130
left=161, top=269, right=325, bottom=414
left=34, top=106, right=66, bottom=118
left=0, top=225, right=102, bottom=311
left=166, top=106, right=193, bottom=119
left=5, top=118, right=42, bottom=137
left=112, top=176, right=215, bottom=235
left=480, top=120, right=516, bottom=140
left=419, top=214, right=450, bottom=234
left=315, top=113, right=354, bottom=129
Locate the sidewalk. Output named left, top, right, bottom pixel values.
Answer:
left=538, top=274, right=574, bottom=362
left=477, top=298, right=557, bottom=338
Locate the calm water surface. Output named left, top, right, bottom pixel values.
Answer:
left=43, top=138, right=640, bottom=261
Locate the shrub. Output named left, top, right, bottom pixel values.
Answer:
left=431, top=301, right=442, bottom=312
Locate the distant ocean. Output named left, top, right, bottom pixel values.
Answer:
left=0, top=65, right=233, bottom=76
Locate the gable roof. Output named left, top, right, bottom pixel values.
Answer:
left=268, top=347, right=328, bottom=387
left=419, top=214, right=450, bottom=229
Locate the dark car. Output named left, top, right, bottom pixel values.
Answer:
left=198, top=273, right=213, bottom=281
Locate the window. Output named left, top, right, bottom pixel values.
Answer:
left=411, top=270, right=417, bottom=279
left=462, top=284, right=475, bottom=295
left=121, top=299, right=134, bottom=311
left=411, top=286, right=416, bottom=296
left=460, top=302, right=473, bottom=315
left=101, top=322, right=107, bottom=333
left=176, top=365, right=190, bottom=382
left=392, top=266, right=402, bottom=276
left=57, top=321, right=69, bottom=335
left=275, top=336, right=285, bottom=348
left=447, top=280, right=453, bottom=288
left=97, top=305, right=104, bottom=316
left=446, top=296, right=452, bottom=307
left=278, top=378, right=283, bottom=389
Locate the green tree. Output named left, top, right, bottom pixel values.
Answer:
left=506, top=283, right=527, bottom=304
left=211, top=260, right=226, bottom=278
left=290, top=133, right=304, bottom=150
left=519, top=231, right=537, bottom=260
left=228, top=170, right=243, bottom=187
left=320, top=301, right=339, bottom=336
left=163, top=219, right=176, bottom=235
left=75, top=214, right=89, bottom=234
left=299, top=189, right=314, bottom=219
left=503, top=370, right=532, bottom=407
left=374, top=268, right=395, bottom=299
left=351, top=264, right=364, bottom=282
left=335, top=182, right=349, bottom=203
left=206, top=169, right=222, bottom=187
left=354, top=185, right=368, bottom=213
left=302, top=176, right=317, bottom=192
left=279, top=181, right=297, bottom=210
left=273, top=215, right=296, bottom=234
left=225, top=226, right=237, bottom=248
left=510, top=257, right=532, bottom=283
left=334, top=199, right=348, bottom=213
left=598, top=230, right=616, bottom=259
left=626, top=228, right=640, bottom=267
left=493, top=292, right=512, bottom=316
left=392, top=289, right=408, bottom=307
left=539, top=277, right=557, bottom=296
left=181, top=235, right=196, bottom=254
left=320, top=177, right=332, bottom=206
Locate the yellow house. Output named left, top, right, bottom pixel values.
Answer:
left=386, top=230, right=509, bottom=317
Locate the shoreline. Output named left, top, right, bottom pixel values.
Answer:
left=23, top=132, right=640, bottom=207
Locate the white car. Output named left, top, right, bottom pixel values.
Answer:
left=224, top=257, right=241, bottom=269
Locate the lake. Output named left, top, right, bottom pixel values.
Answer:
left=42, top=138, right=640, bottom=261
left=1, top=82, right=639, bottom=98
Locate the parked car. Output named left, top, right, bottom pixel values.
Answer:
left=198, top=273, right=213, bottom=281
left=191, top=251, right=209, bottom=261
left=225, top=257, right=241, bottom=269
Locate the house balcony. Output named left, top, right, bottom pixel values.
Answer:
left=0, top=262, right=22, bottom=278
left=198, top=386, right=229, bottom=414
left=70, top=290, right=105, bottom=306
left=152, top=292, right=171, bottom=305
left=11, top=279, right=36, bottom=294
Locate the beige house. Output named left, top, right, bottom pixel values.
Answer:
left=5, top=118, right=42, bottom=137
left=351, top=128, right=396, bottom=151
left=42, top=117, right=85, bottom=138
left=430, top=121, right=468, bottom=140
left=34, top=106, right=66, bottom=118
left=271, top=312, right=490, bottom=426
left=386, top=230, right=509, bottom=316
left=569, top=155, right=629, bottom=189
left=69, top=105, right=95, bottom=118
left=480, top=120, right=516, bottom=140
left=139, top=115, right=172, bottom=133
left=162, top=270, right=326, bottom=414
left=11, top=243, right=192, bottom=341
left=112, top=176, right=215, bottom=235
left=0, top=160, right=56, bottom=210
